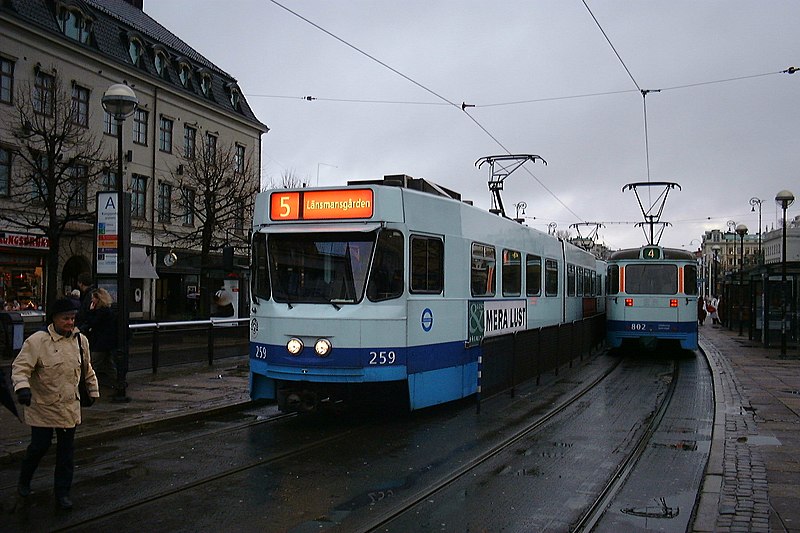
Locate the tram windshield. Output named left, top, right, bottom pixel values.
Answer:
left=624, top=264, right=678, bottom=295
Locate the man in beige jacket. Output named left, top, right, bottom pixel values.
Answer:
left=12, top=297, right=100, bottom=511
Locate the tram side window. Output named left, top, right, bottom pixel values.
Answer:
left=526, top=254, right=542, bottom=296
left=545, top=259, right=559, bottom=297
left=584, top=269, right=593, bottom=296
left=471, top=243, right=496, bottom=297
left=502, top=249, right=521, bottom=296
left=409, top=234, right=443, bottom=294
left=606, top=265, right=619, bottom=294
left=251, top=232, right=270, bottom=301
left=577, top=266, right=584, bottom=296
left=368, top=229, right=405, bottom=301
left=683, top=264, right=699, bottom=295
left=567, top=264, right=576, bottom=297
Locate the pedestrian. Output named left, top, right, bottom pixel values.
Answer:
left=84, top=288, right=118, bottom=389
left=75, top=272, right=96, bottom=331
left=11, top=297, right=99, bottom=511
left=68, top=288, right=81, bottom=310
left=697, top=295, right=707, bottom=326
left=708, top=295, right=721, bottom=326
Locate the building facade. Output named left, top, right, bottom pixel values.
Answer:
left=1, top=0, right=267, bottom=320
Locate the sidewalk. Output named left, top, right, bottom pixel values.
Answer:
left=694, top=325, right=800, bottom=532
left=1, top=356, right=254, bottom=463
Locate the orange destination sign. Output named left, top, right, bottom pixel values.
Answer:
left=270, top=189, right=374, bottom=221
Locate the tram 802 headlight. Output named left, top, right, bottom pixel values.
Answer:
left=286, top=338, right=304, bottom=355
left=314, top=338, right=332, bottom=357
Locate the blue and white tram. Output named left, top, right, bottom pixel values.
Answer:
left=249, top=175, right=604, bottom=412
left=605, top=246, right=699, bottom=350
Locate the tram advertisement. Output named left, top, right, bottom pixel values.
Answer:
left=468, top=299, right=527, bottom=346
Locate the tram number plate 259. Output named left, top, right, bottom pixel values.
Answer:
left=369, top=351, right=396, bottom=365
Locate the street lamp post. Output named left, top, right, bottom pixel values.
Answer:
left=775, top=190, right=795, bottom=357
left=712, top=245, right=721, bottom=298
left=736, top=224, right=748, bottom=336
left=316, top=162, right=337, bottom=186
left=750, top=197, right=763, bottom=264
left=102, top=83, right=138, bottom=402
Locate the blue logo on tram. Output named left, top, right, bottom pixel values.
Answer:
left=421, top=308, right=434, bottom=332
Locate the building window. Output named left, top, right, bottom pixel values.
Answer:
left=1, top=57, right=14, bottom=105
left=157, top=181, right=172, bottom=223
left=131, top=174, right=147, bottom=218
left=159, top=116, right=173, bottom=153
left=178, top=63, right=191, bottom=88
left=233, top=200, right=245, bottom=232
left=71, top=84, right=89, bottom=127
left=0, top=147, right=11, bottom=196
left=154, top=51, right=168, bottom=78
left=133, top=108, right=148, bottom=145
left=235, top=144, right=245, bottom=173
left=104, top=111, right=119, bottom=136
left=200, top=74, right=212, bottom=96
left=184, top=125, right=196, bottom=158
left=58, top=8, right=92, bottom=44
left=30, top=154, right=49, bottom=203
left=102, top=169, right=117, bottom=191
left=67, top=164, right=88, bottom=209
left=33, top=71, right=54, bottom=115
left=128, top=38, right=143, bottom=66
left=205, top=133, right=217, bottom=160
left=229, top=87, right=240, bottom=109
left=181, top=187, right=195, bottom=226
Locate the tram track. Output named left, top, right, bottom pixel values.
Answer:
left=360, top=356, right=627, bottom=532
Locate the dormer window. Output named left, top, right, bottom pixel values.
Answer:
left=178, top=62, right=192, bottom=88
left=227, top=84, right=240, bottom=109
left=58, top=7, right=92, bottom=44
left=128, top=37, right=143, bottom=66
left=154, top=50, right=169, bottom=78
left=200, top=74, right=212, bottom=96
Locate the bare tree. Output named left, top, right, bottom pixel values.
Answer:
left=0, top=69, right=108, bottom=306
left=161, top=133, right=260, bottom=314
left=266, top=168, right=306, bottom=190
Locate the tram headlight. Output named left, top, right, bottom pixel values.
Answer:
left=314, top=338, right=332, bottom=357
left=286, top=337, right=304, bottom=355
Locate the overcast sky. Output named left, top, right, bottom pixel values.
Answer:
left=146, top=0, right=799, bottom=250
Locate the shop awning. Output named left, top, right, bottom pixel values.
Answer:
left=130, top=247, right=159, bottom=279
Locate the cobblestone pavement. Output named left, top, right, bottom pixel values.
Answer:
left=694, top=325, right=800, bottom=533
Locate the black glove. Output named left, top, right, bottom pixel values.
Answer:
left=16, top=388, right=31, bottom=406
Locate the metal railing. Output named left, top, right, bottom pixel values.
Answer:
left=128, top=317, right=250, bottom=373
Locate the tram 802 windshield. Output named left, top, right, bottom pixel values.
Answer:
left=255, top=229, right=404, bottom=304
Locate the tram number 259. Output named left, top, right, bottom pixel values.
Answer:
left=629, top=323, right=648, bottom=331
left=369, top=351, right=396, bottom=365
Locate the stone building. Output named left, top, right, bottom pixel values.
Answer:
left=0, top=0, right=268, bottom=320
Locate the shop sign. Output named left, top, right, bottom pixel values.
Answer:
left=0, top=232, right=49, bottom=249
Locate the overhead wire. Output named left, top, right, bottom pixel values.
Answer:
left=268, top=0, right=585, bottom=222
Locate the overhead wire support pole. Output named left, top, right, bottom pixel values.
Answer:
left=476, top=154, right=546, bottom=218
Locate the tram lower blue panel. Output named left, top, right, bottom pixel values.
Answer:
left=606, top=320, right=698, bottom=350
left=408, top=361, right=478, bottom=410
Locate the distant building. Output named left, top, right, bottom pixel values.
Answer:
left=762, top=215, right=800, bottom=265
left=1, top=0, right=268, bottom=319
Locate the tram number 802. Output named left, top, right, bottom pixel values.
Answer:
left=629, top=323, right=649, bottom=331
left=369, top=351, right=396, bottom=365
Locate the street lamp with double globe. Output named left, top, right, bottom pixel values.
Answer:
left=101, top=83, right=138, bottom=401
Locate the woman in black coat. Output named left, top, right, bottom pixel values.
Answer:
left=84, top=288, right=118, bottom=388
